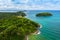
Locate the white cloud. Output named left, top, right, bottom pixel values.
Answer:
left=0, top=0, right=60, bottom=10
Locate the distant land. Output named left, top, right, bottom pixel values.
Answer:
left=0, top=10, right=60, bottom=12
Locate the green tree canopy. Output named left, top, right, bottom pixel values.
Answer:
left=36, top=12, right=52, bottom=17
left=0, top=11, right=26, bottom=19
left=0, top=16, right=40, bottom=40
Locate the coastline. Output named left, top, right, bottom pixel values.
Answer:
left=28, top=24, right=42, bottom=40
left=34, top=24, right=42, bottom=35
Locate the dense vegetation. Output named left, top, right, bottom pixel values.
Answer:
left=36, top=12, right=52, bottom=17
left=0, top=11, right=26, bottom=19
left=0, top=12, right=40, bottom=40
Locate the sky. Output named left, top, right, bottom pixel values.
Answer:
left=0, top=0, right=60, bottom=10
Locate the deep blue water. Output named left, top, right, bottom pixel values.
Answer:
left=25, top=10, right=60, bottom=40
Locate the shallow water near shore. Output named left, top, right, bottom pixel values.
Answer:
left=25, top=10, right=60, bottom=40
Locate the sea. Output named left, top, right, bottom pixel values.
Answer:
left=25, top=10, right=60, bottom=40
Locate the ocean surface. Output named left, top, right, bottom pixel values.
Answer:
left=25, top=10, right=60, bottom=40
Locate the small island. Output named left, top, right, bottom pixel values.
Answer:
left=36, top=12, right=52, bottom=17
left=0, top=11, right=40, bottom=40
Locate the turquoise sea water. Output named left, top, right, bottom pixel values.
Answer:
left=25, top=10, right=60, bottom=40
